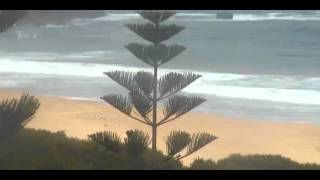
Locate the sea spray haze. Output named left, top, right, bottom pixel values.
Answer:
left=0, top=10, right=320, bottom=123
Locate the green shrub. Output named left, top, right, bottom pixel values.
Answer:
left=0, top=129, right=125, bottom=169
left=189, top=154, right=320, bottom=170
left=88, top=131, right=123, bottom=154
left=124, top=129, right=150, bottom=155
left=1, top=128, right=319, bottom=170
left=142, top=150, right=182, bottom=170
left=89, top=129, right=182, bottom=170
left=0, top=128, right=182, bottom=170
left=189, top=158, right=217, bottom=170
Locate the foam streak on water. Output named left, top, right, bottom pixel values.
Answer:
left=1, top=11, right=320, bottom=123
left=0, top=59, right=320, bottom=106
left=65, top=11, right=320, bottom=26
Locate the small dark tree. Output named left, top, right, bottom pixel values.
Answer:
left=100, top=10, right=217, bottom=159
left=0, top=10, right=40, bottom=142
left=0, top=93, right=40, bottom=140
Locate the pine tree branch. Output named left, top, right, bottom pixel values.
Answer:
left=158, top=95, right=206, bottom=126
left=104, top=71, right=153, bottom=101
left=143, top=116, right=153, bottom=125
left=176, top=152, right=190, bottom=160
left=131, top=108, right=142, bottom=119
left=176, top=133, right=217, bottom=161
left=129, top=114, right=151, bottom=126
left=131, top=107, right=152, bottom=125
left=125, top=43, right=186, bottom=67
left=125, top=23, right=185, bottom=44
left=157, top=109, right=188, bottom=126
left=121, top=110, right=151, bottom=126
left=120, top=109, right=150, bottom=126
left=156, top=88, right=181, bottom=101
left=101, top=95, right=151, bottom=126
left=158, top=72, right=202, bottom=99
left=129, top=91, right=153, bottom=119
left=134, top=71, right=154, bottom=95
left=165, top=130, right=191, bottom=157
left=137, top=10, right=176, bottom=24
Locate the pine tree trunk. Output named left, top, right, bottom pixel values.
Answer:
left=151, top=21, right=160, bottom=153
left=152, top=65, right=158, bottom=152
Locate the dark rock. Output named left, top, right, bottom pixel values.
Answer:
left=216, top=12, right=234, bottom=20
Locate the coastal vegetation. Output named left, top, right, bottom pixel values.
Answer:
left=0, top=11, right=40, bottom=143
left=0, top=128, right=319, bottom=170
left=0, top=10, right=319, bottom=170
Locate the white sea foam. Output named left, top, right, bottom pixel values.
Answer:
left=50, top=12, right=320, bottom=27
left=1, top=59, right=320, bottom=105
left=0, top=50, right=115, bottom=61
left=233, top=13, right=320, bottom=21
left=45, top=24, right=70, bottom=28
left=59, top=96, right=100, bottom=102
left=93, top=12, right=320, bottom=22
left=0, top=59, right=144, bottom=77
left=183, top=84, right=320, bottom=105
left=93, top=13, right=140, bottom=21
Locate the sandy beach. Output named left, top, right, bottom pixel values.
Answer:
left=1, top=90, right=320, bottom=165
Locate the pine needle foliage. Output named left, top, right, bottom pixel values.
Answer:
left=137, top=10, right=176, bottom=24
left=124, top=130, right=150, bottom=155
left=165, top=131, right=217, bottom=160
left=0, top=11, right=39, bottom=142
left=101, top=10, right=217, bottom=156
left=126, top=43, right=186, bottom=66
left=125, top=23, right=184, bottom=44
left=165, top=130, right=191, bottom=157
left=88, top=131, right=122, bottom=153
left=89, top=129, right=150, bottom=156
left=0, top=93, right=40, bottom=141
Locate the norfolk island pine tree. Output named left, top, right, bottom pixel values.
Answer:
left=90, top=10, right=217, bottom=162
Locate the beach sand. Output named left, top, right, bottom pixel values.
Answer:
left=1, top=90, right=320, bottom=165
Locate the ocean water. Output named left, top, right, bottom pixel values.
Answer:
left=1, top=10, right=320, bottom=124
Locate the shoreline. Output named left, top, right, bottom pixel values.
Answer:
left=2, top=87, right=319, bottom=126
left=1, top=89, right=320, bottom=165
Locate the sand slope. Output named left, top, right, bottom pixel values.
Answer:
left=1, top=90, right=320, bottom=165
